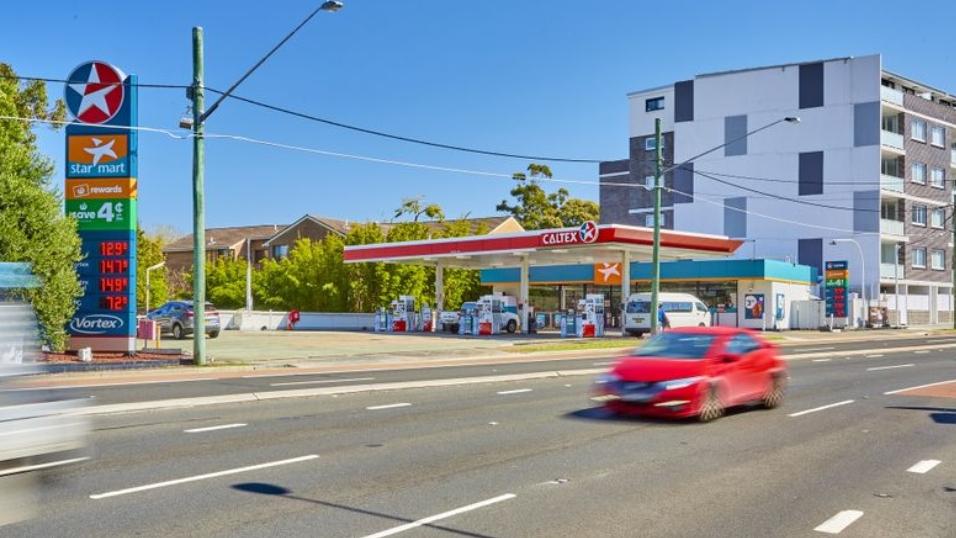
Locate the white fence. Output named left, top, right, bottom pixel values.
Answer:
left=789, top=300, right=827, bottom=330
left=219, top=310, right=376, bottom=331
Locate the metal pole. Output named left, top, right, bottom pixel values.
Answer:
left=856, top=240, right=866, bottom=328
left=191, top=27, right=207, bottom=365
left=952, top=205, right=956, bottom=328
left=650, top=118, right=662, bottom=334
left=245, top=237, right=253, bottom=311
left=894, top=242, right=900, bottom=327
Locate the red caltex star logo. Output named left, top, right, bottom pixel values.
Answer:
left=578, top=220, right=599, bottom=244
left=65, top=61, right=125, bottom=124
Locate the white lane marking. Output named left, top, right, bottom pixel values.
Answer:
left=866, top=364, right=914, bottom=372
left=812, top=359, right=831, bottom=363
left=497, top=388, right=533, bottom=395
left=814, top=510, right=863, bottom=534
left=360, top=493, right=516, bottom=538
left=865, top=354, right=884, bottom=358
left=366, top=403, right=412, bottom=410
left=907, top=459, right=941, bottom=474
left=914, top=350, right=931, bottom=354
left=89, top=454, right=319, bottom=499
left=926, top=338, right=956, bottom=343
left=270, top=377, right=375, bottom=387
left=592, top=361, right=615, bottom=366
left=800, top=346, right=836, bottom=352
left=13, top=378, right=212, bottom=390
left=884, top=378, right=956, bottom=395
left=788, top=400, right=855, bottom=418
left=183, top=423, right=247, bottom=433
left=0, top=457, right=90, bottom=477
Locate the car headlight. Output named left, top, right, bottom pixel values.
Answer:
left=594, top=373, right=620, bottom=385
left=659, top=376, right=705, bottom=391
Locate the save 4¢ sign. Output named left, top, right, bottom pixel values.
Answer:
left=65, top=199, right=136, bottom=231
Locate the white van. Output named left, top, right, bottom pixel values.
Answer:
left=623, top=292, right=711, bottom=336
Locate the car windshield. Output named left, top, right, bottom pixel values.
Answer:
left=633, top=332, right=716, bottom=359
left=626, top=301, right=650, bottom=313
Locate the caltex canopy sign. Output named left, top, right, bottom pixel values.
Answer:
left=65, top=61, right=126, bottom=124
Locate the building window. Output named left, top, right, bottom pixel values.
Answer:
left=645, top=97, right=665, bottom=112
left=931, top=125, right=946, bottom=147
left=912, top=118, right=927, bottom=142
left=931, top=249, right=946, bottom=271
left=912, top=204, right=927, bottom=226
left=912, top=247, right=927, bottom=269
left=931, top=167, right=945, bottom=189
left=931, top=207, right=945, bottom=228
left=644, top=175, right=655, bottom=190
left=271, top=244, right=290, bottom=259
left=644, top=137, right=665, bottom=151
left=799, top=151, right=824, bottom=196
left=912, top=162, right=927, bottom=184
left=643, top=213, right=665, bottom=227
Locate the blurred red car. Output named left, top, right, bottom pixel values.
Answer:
left=592, top=327, right=786, bottom=421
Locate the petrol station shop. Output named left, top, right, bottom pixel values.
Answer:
left=343, top=222, right=815, bottom=335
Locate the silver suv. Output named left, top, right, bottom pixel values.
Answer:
left=146, top=301, right=221, bottom=339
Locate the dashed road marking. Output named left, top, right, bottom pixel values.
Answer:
left=914, top=350, right=931, bottom=354
left=497, top=388, right=533, bottom=395
left=865, top=354, right=884, bottom=358
left=866, top=364, right=914, bottom=372
left=270, top=377, right=375, bottom=387
left=360, top=493, right=516, bottom=538
left=184, top=423, right=247, bottom=433
left=592, top=361, right=615, bottom=366
left=788, top=400, right=854, bottom=418
left=814, top=510, right=863, bottom=534
left=89, top=455, right=319, bottom=499
left=907, top=459, right=941, bottom=474
left=812, top=359, right=831, bottom=363
left=884, top=378, right=956, bottom=395
left=366, top=403, right=412, bottom=411
left=799, top=347, right=836, bottom=352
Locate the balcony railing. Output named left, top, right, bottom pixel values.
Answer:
left=881, top=218, right=905, bottom=236
left=880, top=263, right=905, bottom=280
left=881, top=130, right=905, bottom=151
left=880, top=174, right=904, bottom=193
left=881, top=85, right=904, bottom=106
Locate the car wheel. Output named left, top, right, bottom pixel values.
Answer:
left=209, top=331, right=220, bottom=339
left=505, top=320, right=517, bottom=334
left=762, top=375, right=786, bottom=409
left=698, top=322, right=706, bottom=327
left=172, top=323, right=185, bottom=340
left=698, top=386, right=724, bottom=423
left=451, top=324, right=459, bottom=333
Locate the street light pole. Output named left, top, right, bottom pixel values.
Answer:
left=187, top=1, right=343, bottom=365
left=145, top=262, right=166, bottom=314
left=650, top=118, right=663, bottom=334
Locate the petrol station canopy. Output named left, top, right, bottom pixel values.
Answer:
left=342, top=222, right=743, bottom=268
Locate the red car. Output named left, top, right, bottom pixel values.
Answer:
left=592, top=327, right=786, bottom=421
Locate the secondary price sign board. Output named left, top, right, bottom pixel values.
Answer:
left=824, top=260, right=849, bottom=319
left=64, top=61, right=138, bottom=353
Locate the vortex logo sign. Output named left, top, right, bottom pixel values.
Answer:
left=69, top=314, right=124, bottom=335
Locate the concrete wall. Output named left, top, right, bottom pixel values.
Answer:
left=219, top=310, right=376, bottom=331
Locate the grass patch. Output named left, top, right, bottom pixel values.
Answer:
left=504, top=339, right=639, bottom=354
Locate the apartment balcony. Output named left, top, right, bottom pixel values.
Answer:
left=951, top=149, right=956, bottom=168
left=881, top=130, right=905, bottom=152
left=880, top=174, right=904, bottom=193
left=881, top=85, right=904, bottom=107
left=880, top=263, right=905, bottom=280
left=880, top=218, right=905, bottom=236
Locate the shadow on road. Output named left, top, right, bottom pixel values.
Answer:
left=563, top=406, right=693, bottom=425
left=231, top=483, right=499, bottom=538
left=885, top=406, right=956, bottom=425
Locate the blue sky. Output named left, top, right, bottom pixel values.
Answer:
left=5, top=0, right=955, bottom=234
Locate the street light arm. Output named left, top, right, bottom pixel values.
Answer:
left=199, top=1, right=341, bottom=123
left=660, top=117, right=799, bottom=176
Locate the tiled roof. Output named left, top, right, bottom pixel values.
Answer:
left=164, top=224, right=287, bottom=252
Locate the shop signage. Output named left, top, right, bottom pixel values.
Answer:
left=744, top=293, right=764, bottom=320
left=540, top=220, right=600, bottom=247
left=824, top=260, right=848, bottom=318
left=593, top=262, right=622, bottom=285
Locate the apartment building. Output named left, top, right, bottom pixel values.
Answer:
left=600, top=54, right=955, bottom=325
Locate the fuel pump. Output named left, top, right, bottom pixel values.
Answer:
left=391, top=295, right=417, bottom=332
left=374, top=306, right=391, bottom=333
left=577, top=294, right=605, bottom=338
left=420, top=303, right=433, bottom=332
left=458, top=302, right=479, bottom=335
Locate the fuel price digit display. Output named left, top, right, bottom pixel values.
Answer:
left=99, top=240, right=130, bottom=257
left=98, top=295, right=130, bottom=311
left=99, top=258, right=130, bottom=274
left=99, top=277, right=129, bottom=293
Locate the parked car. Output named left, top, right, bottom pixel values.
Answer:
left=623, top=292, right=711, bottom=336
left=591, top=327, right=786, bottom=422
left=439, top=301, right=477, bottom=333
left=146, top=301, right=221, bottom=339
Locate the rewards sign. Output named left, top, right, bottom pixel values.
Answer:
left=64, top=61, right=138, bottom=353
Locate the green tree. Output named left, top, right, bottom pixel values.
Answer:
left=344, top=222, right=390, bottom=312
left=205, top=257, right=249, bottom=309
left=0, top=64, right=80, bottom=351
left=394, top=197, right=444, bottom=222
left=497, top=163, right=599, bottom=229
left=438, top=219, right=487, bottom=309
left=256, top=237, right=350, bottom=312
left=136, top=228, right=168, bottom=311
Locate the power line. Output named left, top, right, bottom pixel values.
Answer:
left=0, top=73, right=191, bottom=90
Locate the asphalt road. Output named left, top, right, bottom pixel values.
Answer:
left=19, top=334, right=956, bottom=406
left=4, top=344, right=955, bottom=537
